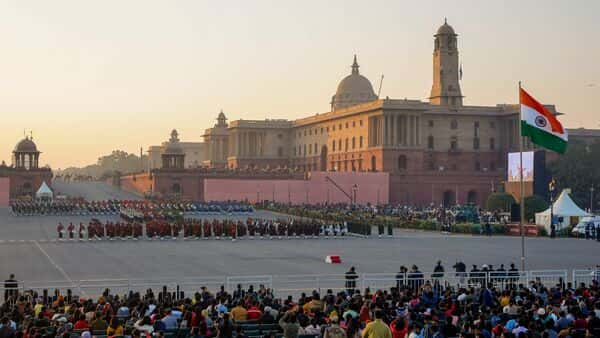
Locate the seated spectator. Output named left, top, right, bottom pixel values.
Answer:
left=230, top=301, right=248, bottom=322
left=106, top=317, right=123, bottom=336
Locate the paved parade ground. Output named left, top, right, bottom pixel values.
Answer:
left=0, top=181, right=598, bottom=290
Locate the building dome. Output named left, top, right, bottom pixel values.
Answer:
left=436, top=18, right=456, bottom=35
left=331, top=55, right=377, bottom=111
left=163, top=129, right=184, bottom=154
left=14, top=137, right=38, bottom=153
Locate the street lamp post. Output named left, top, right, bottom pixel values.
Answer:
left=351, top=184, right=358, bottom=205
left=549, top=178, right=556, bottom=238
left=591, top=187, right=595, bottom=213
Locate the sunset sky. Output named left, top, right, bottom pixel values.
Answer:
left=0, top=0, right=598, bottom=169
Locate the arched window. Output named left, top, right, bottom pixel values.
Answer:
left=352, top=137, right=356, bottom=149
left=370, top=155, right=377, bottom=172
left=345, top=138, right=349, bottom=151
left=359, top=136, right=363, bottom=148
left=172, top=183, right=181, bottom=194
left=398, top=155, right=407, bottom=171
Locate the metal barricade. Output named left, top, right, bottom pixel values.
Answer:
left=572, top=269, right=599, bottom=286
left=21, top=280, right=79, bottom=296
left=272, top=274, right=347, bottom=298
left=528, top=270, right=567, bottom=287
left=178, top=276, right=227, bottom=297
left=226, top=275, right=272, bottom=293
left=79, top=279, right=130, bottom=298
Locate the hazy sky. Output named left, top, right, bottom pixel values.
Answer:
left=0, top=0, right=598, bottom=168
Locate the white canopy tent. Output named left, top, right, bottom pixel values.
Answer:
left=535, top=189, right=589, bottom=231
left=35, top=181, right=53, bottom=201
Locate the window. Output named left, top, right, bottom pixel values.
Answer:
left=345, top=122, right=349, bottom=128
left=338, top=139, right=342, bottom=151
left=450, top=136, right=458, bottom=150
left=490, top=162, right=496, bottom=171
left=294, top=147, right=297, bottom=156
left=309, top=129, right=312, bottom=136
left=474, top=121, right=480, bottom=128
left=339, top=124, right=342, bottom=130
left=308, top=144, right=312, bottom=155
left=303, top=130, right=307, bottom=136
left=428, top=120, right=434, bottom=127
left=428, top=136, right=434, bottom=150
left=303, top=144, right=306, bottom=156
left=359, top=136, right=363, bottom=148
left=451, top=120, right=458, bottom=129
left=326, top=126, right=329, bottom=132
left=359, top=120, right=363, bottom=126
left=332, top=141, right=336, bottom=152
left=352, top=121, right=356, bottom=127
left=277, top=147, right=283, bottom=157
left=345, top=138, right=349, bottom=151
left=490, top=121, right=496, bottom=129
left=333, top=125, right=336, bottom=131
left=490, top=137, right=496, bottom=150
left=473, top=137, right=480, bottom=150
left=398, top=155, right=407, bottom=171
left=352, top=137, right=356, bottom=149
left=314, top=143, right=318, bottom=154
left=474, top=161, right=481, bottom=171
left=277, top=133, right=283, bottom=139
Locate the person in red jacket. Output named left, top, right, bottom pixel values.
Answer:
left=246, top=302, right=263, bottom=321
left=389, top=316, right=408, bottom=338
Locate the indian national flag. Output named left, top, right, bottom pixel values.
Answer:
left=520, top=88, right=568, bottom=154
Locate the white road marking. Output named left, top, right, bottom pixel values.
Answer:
left=33, top=240, right=87, bottom=298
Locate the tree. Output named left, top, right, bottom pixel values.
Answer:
left=548, top=140, right=600, bottom=212
left=524, top=195, right=549, bottom=222
left=485, top=192, right=516, bottom=212
left=58, top=150, right=148, bottom=179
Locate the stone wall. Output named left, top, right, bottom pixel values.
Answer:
left=0, top=177, right=8, bottom=206
left=203, top=171, right=389, bottom=204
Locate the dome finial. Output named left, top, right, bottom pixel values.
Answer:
left=351, top=54, right=359, bottom=75
left=444, top=17, right=447, bottom=25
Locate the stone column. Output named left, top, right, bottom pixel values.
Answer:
left=391, top=115, right=396, bottom=146
left=408, top=116, right=414, bottom=146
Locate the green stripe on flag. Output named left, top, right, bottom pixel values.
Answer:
left=521, top=121, right=567, bottom=154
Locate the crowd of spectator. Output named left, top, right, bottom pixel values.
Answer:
left=2, top=267, right=599, bottom=338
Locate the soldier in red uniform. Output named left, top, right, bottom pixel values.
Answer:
left=193, top=221, right=201, bottom=239
left=67, top=222, right=75, bottom=239
left=79, top=223, right=86, bottom=240
left=203, top=220, right=209, bottom=238
left=107, top=222, right=114, bottom=239
left=57, top=222, right=64, bottom=239
left=133, top=222, right=142, bottom=239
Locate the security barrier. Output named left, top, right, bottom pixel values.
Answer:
left=1, top=269, right=596, bottom=299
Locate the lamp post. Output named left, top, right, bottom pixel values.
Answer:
left=351, top=184, right=358, bottom=205
left=591, top=187, right=595, bottom=213
left=549, top=178, right=556, bottom=238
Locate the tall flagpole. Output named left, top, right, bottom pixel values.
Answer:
left=518, top=81, right=525, bottom=271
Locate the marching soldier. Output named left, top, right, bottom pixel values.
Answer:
left=57, top=222, right=65, bottom=239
